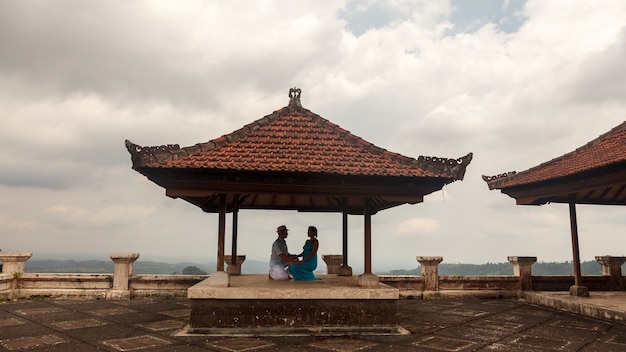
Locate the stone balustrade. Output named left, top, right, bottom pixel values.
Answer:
left=381, top=255, right=626, bottom=296
left=0, top=252, right=205, bottom=300
left=0, top=252, right=624, bottom=301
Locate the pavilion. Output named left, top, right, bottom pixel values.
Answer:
left=126, top=88, right=472, bottom=333
left=483, top=121, right=626, bottom=296
left=126, top=87, right=472, bottom=286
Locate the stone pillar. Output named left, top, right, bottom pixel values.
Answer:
left=508, top=256, right=536, bottom=291
left=337, top=264, right=353, bottom=276
left=322, top=255, right=343, bottom=274
left=596, top=256, right=626, bottom=291
left=0, top=252, right=32, bottom=275
left=416, top=256, right=443, bottom=291
left=224, top=255, right=246, bottom=275
left=110, top=253, right=140, bottom=291
left=206, top=271, right=230, bottom=287
left=357, top=273, right=379, bottom=288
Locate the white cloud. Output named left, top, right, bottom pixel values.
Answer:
left=396, top=218, right=440, bottom=236
left=43, top=204, right=155, bottom=229
left=0, top=214, right=39, bottom=233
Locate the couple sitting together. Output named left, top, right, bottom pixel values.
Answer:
left=269, top=225, right=321, bottom=281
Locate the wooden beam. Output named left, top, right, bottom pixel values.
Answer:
left=610, top=184, right=626, bottom=202
left=217, top=194, right=226, bottom=272
left=163, top=181, right=437, bottom=199
left=231, top=195, right=239, bottom=264
left=568, top=197, right=583, bottom=287
left=342, top=210, right=348, bottom=266
left=364, top=199, right=372, bottom=274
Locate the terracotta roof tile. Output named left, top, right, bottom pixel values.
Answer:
left=484, top=121, right=626, bottom=189
left=127, top=99, right=471, bottom=181
left=161, top=111, right=404, bottom=175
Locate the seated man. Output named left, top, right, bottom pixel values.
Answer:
left=269, top=225, right=298, bottom=280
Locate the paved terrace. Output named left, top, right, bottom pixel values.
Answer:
left=2, top=253, right=626, bottom=350
left=0, top=294, right=625, bottom=351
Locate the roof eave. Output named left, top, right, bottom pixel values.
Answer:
left=490, top=163, right=626, bottom=205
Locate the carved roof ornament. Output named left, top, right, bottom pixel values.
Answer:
left=416, top=153, right=474, bottom=181
left=417, top=155, right=470, bottom=166
left=482, top=171, right=517, bottom=182
left=288, top=87, right=302, bottom=108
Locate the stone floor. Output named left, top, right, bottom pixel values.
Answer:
left=1, top=295, right=625, bottom=351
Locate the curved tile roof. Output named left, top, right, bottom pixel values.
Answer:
left=126, top=89, right=473, bottom=213
left=484, top=121, right=626, bottom=190
left=128, top=92, right=472, bottom=181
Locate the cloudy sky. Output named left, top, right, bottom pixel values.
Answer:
left=1, top=0, right=625, bottom=272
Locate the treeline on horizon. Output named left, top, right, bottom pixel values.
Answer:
left=23, top=260, right=217, bottom=275
left=383, top=261, right=611, bottom=276
left=19, top=259, right=624, bottom=276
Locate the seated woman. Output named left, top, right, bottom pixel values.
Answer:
left=289, top=226, right=321, bottom=281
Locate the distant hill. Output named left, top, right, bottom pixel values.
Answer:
left=382, top=261, right=607, bottom=276
left=24, top=259, right=271, bottom=275
left=22, top=259, right=619, bottom=276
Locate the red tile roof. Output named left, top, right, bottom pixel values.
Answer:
left=484, top=121, right=626, bottom=190
left=128, top=94, right=471, bottom=181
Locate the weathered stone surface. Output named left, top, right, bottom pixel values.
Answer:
left=322, top=254, right=343, bottom=274
left=188, top=274, right=398, bottom=299
left=0, top=252, right=32, bottom=274
left=416, top=256, right=443, bottom=291
left=1, top=294, right=626, bottom=347
left=109, top=252, right=140, bottom=291
left=188, top=274, right=400, bottom=334
left=0, top=334, right=65, bottom=350
left=596, top=256, right=626, bottom=290
left=103, top=335, right=171, bottom=351
left=336, top=264, right=353, bottom=276
left=224, top=255, right=246, bottom=275
left=357, top=273, right=380, bottom=288
left=570, top=284, right=590, bottom=297
left=508, top=256, right=537, bottom=291
left=204, top=270, right=230, bottom=287
left=189, top=298, right=397, bottom=330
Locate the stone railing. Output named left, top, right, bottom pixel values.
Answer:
left=0, top=252, right=206, bottom=300
left=378, top=256, right=519, bottom=299
left=1, top=252, right=624, bottom=300
left=376, top=255, right=625, bottom=299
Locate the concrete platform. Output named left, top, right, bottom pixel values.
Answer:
left=187, top=274, right=399, bottom=299
left=188, top=274, right=400, bottom=334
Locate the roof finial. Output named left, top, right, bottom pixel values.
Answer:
left=288, top=87, right=302, bottom=107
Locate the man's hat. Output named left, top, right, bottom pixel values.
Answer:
left=277, top=225, right=288, bottom=232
